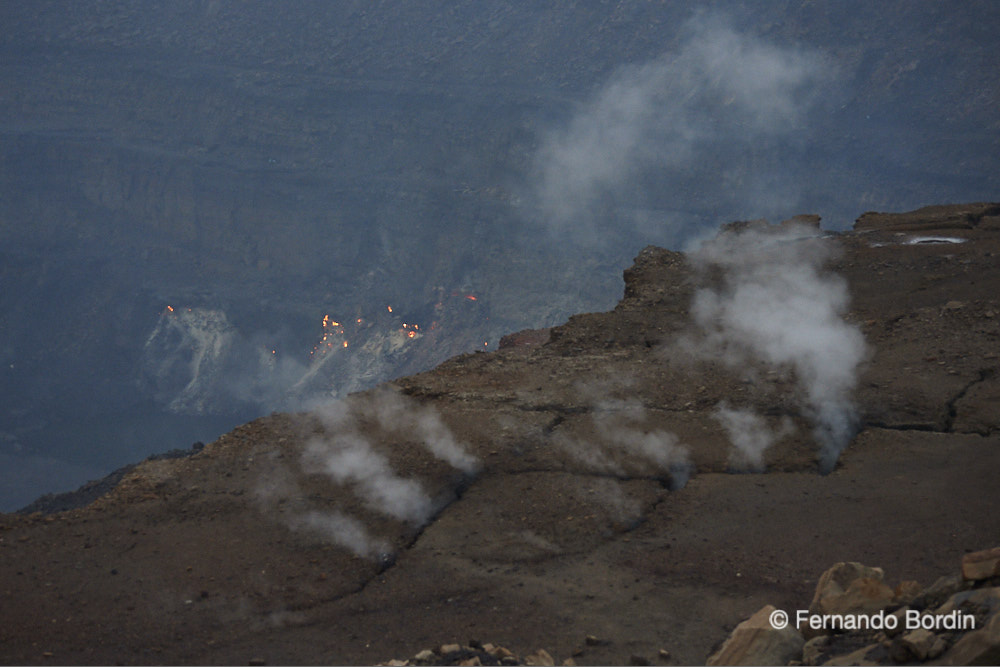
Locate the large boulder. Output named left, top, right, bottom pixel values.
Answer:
left=808, top=562, right=896, bottom=619
left=706, top=605, right=804, bottom=666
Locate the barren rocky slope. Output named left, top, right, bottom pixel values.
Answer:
left=1, top=203, right=999, bottom=665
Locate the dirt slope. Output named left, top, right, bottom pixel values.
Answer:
left=1, top=203, right=999, bottom=666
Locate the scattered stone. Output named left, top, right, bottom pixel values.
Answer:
left=414, top=649, right=435, bottom=662
left=440, top=644, right=462, bottom=655
left=940, top=612, right=1000, bottom=665
left=962, top=546, right=1000, bottom=581
left=584, top=634, right=608, bottom=646
left=706, top=604, right=805, bottom=666
left=658, top=648, right=671, bottom=661
left=808, top=562, right=895, bottom=624
left=893, top=628, right=937, bottom=661
left=893, top=579, right=923, bottom=605
left=801, top=635, right=830, bottom=665
left=822, top=643, right=883, bottom=666
left=524, top=648, right=554, bottom=666
left=883, top=607, right=908, bottom=638
left=918, top=572, right=971, bottom=608
left=458, top=658, right=481, bottom=666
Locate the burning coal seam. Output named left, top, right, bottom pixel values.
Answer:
left=267, top=390, right=479, bottom=560
left=684, top=224, right=868, bottom=473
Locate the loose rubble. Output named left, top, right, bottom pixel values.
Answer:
left=378, top=642, right=565, bottom=666
left=708, top=546, right=1000, bottom=665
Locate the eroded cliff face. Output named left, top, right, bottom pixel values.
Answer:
left=3, top=1, right=1000, bottom=511
left=1, top=204, right=998, bottom=666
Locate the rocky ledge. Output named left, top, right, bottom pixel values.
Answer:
left=1, top=203, right=999, bottom=665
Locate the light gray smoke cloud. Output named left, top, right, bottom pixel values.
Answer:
left=687, top=224, right=867, bottom=472
left=712, top=401, right=793, bottom=472
left=558, top=383, right=692, bottom=489
left=370, top=388, right=480, bottom=475
left=302, top=432, right=435, bottom=525
left=295, top=510, right=389, bottom=560
left=258, top=391, right=477, bottom=559
left=527, top=12, right=835, bottom=244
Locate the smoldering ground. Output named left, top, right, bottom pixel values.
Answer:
left=681, top=223, right=868, bottom=473
left=254, top=389, right=479, bottom=560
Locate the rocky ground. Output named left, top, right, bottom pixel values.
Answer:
left=1, top=203, right=999, bottom=665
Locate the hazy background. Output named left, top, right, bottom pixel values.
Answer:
left=1, top=0, right=998, bottom=510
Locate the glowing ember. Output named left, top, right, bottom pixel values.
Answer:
left=465, top=295, right=478, bottom=301
left=343, top=340, right=349, bottom=348
left=387, top=305, right=393, bottom=313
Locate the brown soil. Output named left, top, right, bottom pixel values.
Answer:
left=2, top=203, right=999, bottom=666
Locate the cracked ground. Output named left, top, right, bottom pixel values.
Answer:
left=2, top=204, right=1000, bottom=665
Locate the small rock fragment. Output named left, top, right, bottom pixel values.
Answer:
left=524, top=648, right=555, bottom=666
left=898, top=628, right=938, bottom=661
left=961, top=546, right=1000, bottom=581
left=941, top=614, right=1000, bottom=665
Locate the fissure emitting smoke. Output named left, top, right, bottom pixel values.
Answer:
left=557, top=382, right=692, bottom=489
left=527, top=12, right=836, bottom=245
left=687, top=224, right=867, bottom=472
left=258, top=390, right=478, bottom=560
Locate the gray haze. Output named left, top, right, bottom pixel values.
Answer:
left=686, top=225, right=868, bottom=472
left=1, top=1, right=998, bottom=509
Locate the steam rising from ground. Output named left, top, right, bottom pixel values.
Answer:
left=528, top=12, right=835, bottom=245
left=687, top=224, right=867, bottom=472
left=259, top=390, right=478, bottom=559
left=712, top=402, right=793, bottom=473
left=557, top=381, right=692, bottom=489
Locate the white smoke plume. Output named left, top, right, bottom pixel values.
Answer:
left=303, top=390, right=479, bottom=526
left=712, top=401, right=793, bottom=472
left=294, top=510, right=389, bottom=560
left=369, top=388, right=480, bottom=475
left=256, top=391, right=477, bottom=559
left=687, top=224, right=867, bottom=472
left=302, top=432, right=435, bottom=525
left=558, top=383, right=692, bottom=489
left=527, top=11, right=836, bottom=244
